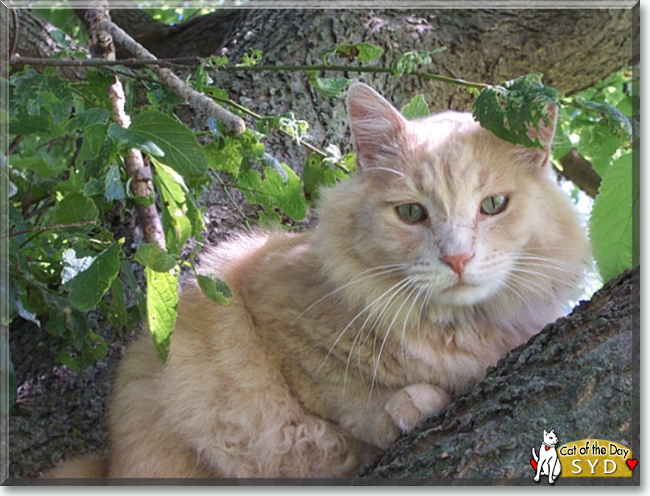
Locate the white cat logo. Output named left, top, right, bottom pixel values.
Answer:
left=531, top=428, right=562, bottom=484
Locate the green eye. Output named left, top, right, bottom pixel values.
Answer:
left=480, top=195, right=509, bottom=215
left=396, top=203, right=428, bottom=223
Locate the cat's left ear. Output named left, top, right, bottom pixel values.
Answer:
left=347, top=82, right=408, bottom=169
left=524, top=102, right=558, bottom=168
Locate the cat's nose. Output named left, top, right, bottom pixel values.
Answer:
left=441, top=252, right=474, bottom=275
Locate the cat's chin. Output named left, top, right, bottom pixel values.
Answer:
left=432, top=282, right=495, bottom=307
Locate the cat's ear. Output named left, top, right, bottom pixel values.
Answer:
left=523, top=102, right=558, bottom=168
left=347, top=82, right=408, bottom=169
left=544, top=429, right=548, bottom=436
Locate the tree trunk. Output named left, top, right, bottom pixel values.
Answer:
left=358, top=266, right=639, bottom=481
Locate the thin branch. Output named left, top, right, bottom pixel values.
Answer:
left=10, top=55, right=200, bottom=69
left=108, top=80, right=166, bottom=250
left=3, top=220, right=98, bottom=240
left=10, top=56, right=489, bottom=91
left=97, top=18, right=246, bottom=136
left=10, top=9, right=19, bottom=60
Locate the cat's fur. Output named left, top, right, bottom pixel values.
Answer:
left=46, top=83, right=590, bottom=478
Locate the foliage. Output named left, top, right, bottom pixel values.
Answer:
left=5, top=11, right=636, bottom=399
left=558, top=70, right=637, bottom=283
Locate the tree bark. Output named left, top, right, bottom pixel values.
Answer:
left=358, top=266, right=639, bottom=481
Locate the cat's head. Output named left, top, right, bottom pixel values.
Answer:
left=315, top=83, right=588, bottom=324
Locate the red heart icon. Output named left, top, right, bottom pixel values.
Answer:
left=530, top=459, right=538, bottom=471
left=545, top=446, right=550, bottom=451
left=627, top=459, right=638, bottom=471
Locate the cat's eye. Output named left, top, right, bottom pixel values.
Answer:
left=396, top=203, right=428, bottom=223
left=480, top=195, right=509, bottom=215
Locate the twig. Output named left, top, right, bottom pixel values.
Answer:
left=10, top=56, right=201, bottom=69
left=9, top=56, right=489, bottom=91
left=108, top=80, right=166, bottom=250
left=3, top=220, right=99, bottom=240
left=10, top=9, right=19, bottom=60
left=97, top=18, right=246, bottom=136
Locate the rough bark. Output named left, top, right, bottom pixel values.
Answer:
left=7, top=9, right=88, bottom=80
left=174, top=8, right=633, bottom=153
left=358, top=266, right=639, bottom=481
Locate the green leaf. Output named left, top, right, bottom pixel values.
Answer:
left=145, top=266, right=179, bottom=362
left=196, top=273, right=232, bottom=305
left=10, top=151, right=64, bottom=178
left=121, top=260, right=146, bottom=310
left=135, top=243, right=178, bottom=272
left=205, top=139, right=243, bottom=176
left=571, top=97, right=632, bottom=143
left=153, top=160, right=188, bottom=202
left=67, top=241, right=123, bottom=312
left=589, top=152, right=635, bottom=282
left=472, top=73, right=560, bottom=149
left=238, top=164, right=307, bottom=222
left=9, top=112, right=52, bottom=135
left=66, top=108, right=111, bottom=131
left=391, top=48, right=445, bottom=77
left=401, top=94, right=430, bottom=120
left=104, top=163, right=126, bottom=202
left=152, top=160, right=192, bottom=254
left=577, top=120, right=624, bottom=175
left=107, top=276, right=128, bottom=328
left=56, top=331, right=107, bottom=371
left=302, top=152, right=352, bottom=204
left=318, top=46, right=338, bottom=64
left=130, top=111, right=207, bottom=177
left=306, top=71, right=350, bottom=98
left=52, top=192, right=99, bottom=224
left=333, top=42, right=384, bottom=62
left=108, top=123, right=165, bottom=157
left=61, top=248, right=95, bottom=284
left=11, top=68, right=74, bottom=124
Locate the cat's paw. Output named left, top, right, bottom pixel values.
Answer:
left=384, top=383, right=451, bottom=435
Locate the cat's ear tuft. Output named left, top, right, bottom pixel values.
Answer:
left=347, top=82, right=407, bottom=169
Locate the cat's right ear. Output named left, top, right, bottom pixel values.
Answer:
left=347, top=83, right=407, bottom=169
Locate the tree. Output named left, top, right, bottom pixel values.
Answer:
left=3, top=5, right=638, bottom=480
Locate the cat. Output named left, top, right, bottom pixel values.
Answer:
left=532, top=429, right=561, bottom=483
left=46, top=82, right=590, bottom=478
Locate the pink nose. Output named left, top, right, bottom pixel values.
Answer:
left=441, top=253, right=474, bottom=275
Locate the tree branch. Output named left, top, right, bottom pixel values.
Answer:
left=96, top=18, right=246, bottom=136
left=107, top=79, right=166, bottom=250
left=557, top=148, right=601, bottom=199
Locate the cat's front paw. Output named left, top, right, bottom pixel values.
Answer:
left=384, top=383, right=451, bottom=435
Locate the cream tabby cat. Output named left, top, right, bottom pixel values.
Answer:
left=47, top=83, right=589, bottom=478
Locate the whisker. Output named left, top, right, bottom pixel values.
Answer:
left=368, top=275, right=424, bottom=405
left=324, top=275, right=413, bottom=378
left=293, top=263, right=410, bottom=323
